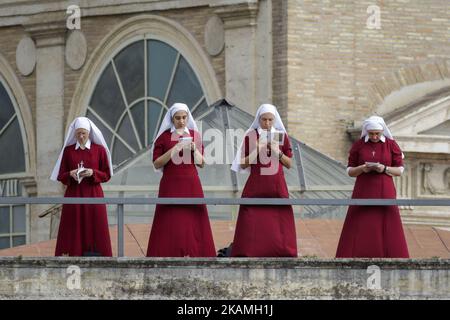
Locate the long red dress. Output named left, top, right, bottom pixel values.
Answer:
left=231, top=130, right=298, bottom=257
left=146, top=129, right=216, bottom=257
left=335, top=138, right=409, bottom=258
left=55, top=143, right=112, bottom=256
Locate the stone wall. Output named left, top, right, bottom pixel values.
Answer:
left=0, top=257, right=449, bottom=299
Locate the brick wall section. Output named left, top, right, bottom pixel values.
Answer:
left=286, top=0, right=450, bottom=162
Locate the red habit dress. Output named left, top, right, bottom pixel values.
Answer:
left=231, top=130, right=298, bottom=257
left=335, top=138, right=409, bottom=258
left=146, top=129, right=216, bottom=257
left=55, top=143, right=112, bottom=256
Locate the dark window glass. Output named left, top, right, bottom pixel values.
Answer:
left=130, top=101, right=145, bottom=147
left=191, top=98, right=208, bottom=119
left=167, top=56, right=203, bottom=108
left=0, top=81, right=26, bottom=175
left=114, top=41, right=145, bottom=104
left=148, top=40, right=177, bottom=102
left=12, top=235, right=26, bottom=247
left=0, top=236, right=10, bottom=249
left=86, top=110, right=114, bottom=148
left=0, top=119, right=25, bottom=174
left=148, top=101, right=164, bottom=143
left=89, top=63, right=126, bottom=128
left=117, top=114, right=139, bottom=152
left=0, top=83, right=15, bottom=130
left=12, top=205, right=26, bottom=233
left=112, top=138, right=133, bottom=166
left=0, top=206, right=9, bottom=234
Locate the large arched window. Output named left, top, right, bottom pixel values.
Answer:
left=86, top=39, right=209, bottom=167
left=0, top=78, right=26, bottom=175
left=0, top=76, right=27, bottom=249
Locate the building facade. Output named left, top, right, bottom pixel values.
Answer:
left=0, top=0, right=449, bottom=248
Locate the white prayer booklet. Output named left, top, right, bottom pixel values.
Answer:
left=365, top=161, right=380, bottom=167
left=259, top=130, right=283, bottom=144
left=76, top=162, right=88, bottom=184
left=179, top=136, right=193, bottom=146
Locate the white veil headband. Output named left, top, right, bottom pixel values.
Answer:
left=152, top=103, right=199, bottom=172
left=361, top=115, right=394, bottom=140
left=50, top=116, right=113, bottom=181
left=231, top=103, right=287, bottom=174
left=360, top=115, right=404, bottom=160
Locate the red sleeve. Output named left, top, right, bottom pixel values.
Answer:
left=347, top=141, right=360, bottom=168
left=57, top=147, right=73, bottom=186
left=390, top=140, right=404, bottom=167
left=152, top=133, right=166, bottom=162
left=242, top=130, right=257, bottom=158
left=282, top=133, right=293, bottom=158
left=243, top=135, right=250, bottom=158
left=91, top=145, right=111, bottom=184
left=192, top=130, right=204, bottom=155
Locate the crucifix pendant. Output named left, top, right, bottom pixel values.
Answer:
left=372, top=151, right=375, bottom=157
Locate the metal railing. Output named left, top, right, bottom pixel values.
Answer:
left=1, top=197, right=450, bottom=257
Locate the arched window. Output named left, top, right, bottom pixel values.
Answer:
left=0, top=78, right=26, bottom=175
left=86, top=39, right=209, bottom=167
left=0, top=76, right=27, bottom=249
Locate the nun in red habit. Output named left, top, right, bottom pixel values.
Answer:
left=50, top=117, right=113, bottom=256
left=146, top=103, right=216, bottom=257
left=230, top=104, right=297, bottom=257
left=336, top=116, right=409, bottom=258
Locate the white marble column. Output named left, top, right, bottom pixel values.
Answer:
left=26, top=22, right=66, bottom=243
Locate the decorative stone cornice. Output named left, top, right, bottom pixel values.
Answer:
left=24, top=20, right=66, bottom=48
left=346, top=126, right=361, bottom=142
left=0, top=1, right=259, bottom=27
left=395, top=135, right=450, bottom=154
left=21, top=176, right=37, bottom=197
left=368, top=60, right=450, bottom=110
left=213, top=2, right=259, bottom=29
